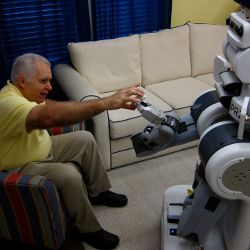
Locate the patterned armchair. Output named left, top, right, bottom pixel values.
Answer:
left=0, top=172, right=70, bottom=249
left=0, top=125, right=85, bottom=249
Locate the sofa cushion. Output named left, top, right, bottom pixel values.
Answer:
left=145, top=77, right=213, bottom=115
left=111, top=136, right=132, bottom=154
left=101, top=89, right=172, bottom=139
left=68, top=35, right=141, bottom=93
left=195, top=73, right=216, bottom=87
left=189, top=23, right=227, bottom=77
left=140, top=24, right=191, bottom=86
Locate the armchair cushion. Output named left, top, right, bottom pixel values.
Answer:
left=0, top=172, right=69, bottom=249
left=48, top=123, right=85, bottom=135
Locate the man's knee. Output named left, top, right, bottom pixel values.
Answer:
left=73, top=130, right=97, bottom=146
left=51, top=164, right=83, bottom=189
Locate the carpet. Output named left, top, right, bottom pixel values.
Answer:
left=84, top=147, right=198, bottom=250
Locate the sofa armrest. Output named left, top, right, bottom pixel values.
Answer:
left=53, top=64, right=112, bottom=170
left=0, top=172, right=69, bottom=249
left=53, top=64, right=100, bottom=101
left=89, top=111, right=111, bottom=170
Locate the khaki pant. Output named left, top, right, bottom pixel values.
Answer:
left=18, top=130, right=111, bottom=233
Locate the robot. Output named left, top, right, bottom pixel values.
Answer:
left=131, top=1, right=250, bottom=249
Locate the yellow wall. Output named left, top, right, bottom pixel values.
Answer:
left=171, top=0, right=239, bottom=27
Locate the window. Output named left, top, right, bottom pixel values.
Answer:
left=0, top=0, right=78, bottom=84
left=93, top=0, right=171, bottom=40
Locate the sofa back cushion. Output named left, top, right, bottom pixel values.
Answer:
left=68, top=35, right=141, bottom=93
left=140, top=24, right=191, bottom=87
left=189, top=22, right=227, bottom=77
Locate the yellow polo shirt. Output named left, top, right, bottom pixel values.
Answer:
left=0, top=81, right=52, bottom=171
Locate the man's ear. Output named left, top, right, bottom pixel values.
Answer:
left=18, top=75, right=26, bottom=89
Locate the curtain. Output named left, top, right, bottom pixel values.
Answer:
left=0, top=0, right=80, bottom=87
left=92, top=0, right=171, bottom=40
left=0, top=0, right=172, bottom=87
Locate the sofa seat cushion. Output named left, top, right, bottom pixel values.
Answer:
left=111, top=136, right=133, bottom=153
left=140, top=24, right=191, bottom=86
left=145, top=77, right=213, bottom=115
left=189, top=22, right=226, bottom=77
left=68, top=34, right=141, bottom=93
left=195, top=73, right=216, bottom=87
left=111, top=139, right=198, bottom=168
left=101, top=89, right=172, bottom=139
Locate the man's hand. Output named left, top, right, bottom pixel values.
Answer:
left=103, top=85, right=145, bottom=110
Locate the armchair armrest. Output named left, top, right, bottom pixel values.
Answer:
left=53, top=64, right=112, bottom=170
left=0, top=172, right=69, bottom=249
left=48, top=123, right=85, bottom=135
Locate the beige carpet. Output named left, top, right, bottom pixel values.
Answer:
left=84, top=147, right=199, bottom=250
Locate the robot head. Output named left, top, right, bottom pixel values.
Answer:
left=215, top=0, right=250, bottom=86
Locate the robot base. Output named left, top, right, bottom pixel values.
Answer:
left=161, top=185, right=226, bottom=250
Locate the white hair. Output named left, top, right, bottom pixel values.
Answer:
left=10, top=53, right=51, bottom=84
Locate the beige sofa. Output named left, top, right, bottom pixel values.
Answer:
left=53, top=22, right=227, bottom=170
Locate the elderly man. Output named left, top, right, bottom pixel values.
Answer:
left=0, top=53, right=144, bottom=249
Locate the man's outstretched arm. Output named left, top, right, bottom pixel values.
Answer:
left=26, top=85, right=144, bottom=131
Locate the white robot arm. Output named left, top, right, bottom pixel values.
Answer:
left=131, top=100, right=198, bottom=156
left=131, top=88, right=227, bottom=156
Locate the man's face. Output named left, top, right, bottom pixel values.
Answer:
left=19, top=60, right=53, bottom=103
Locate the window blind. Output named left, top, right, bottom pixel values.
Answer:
left=93, top=0, right=171, bottom=40
left=0, top=0, right=77, bottom=76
